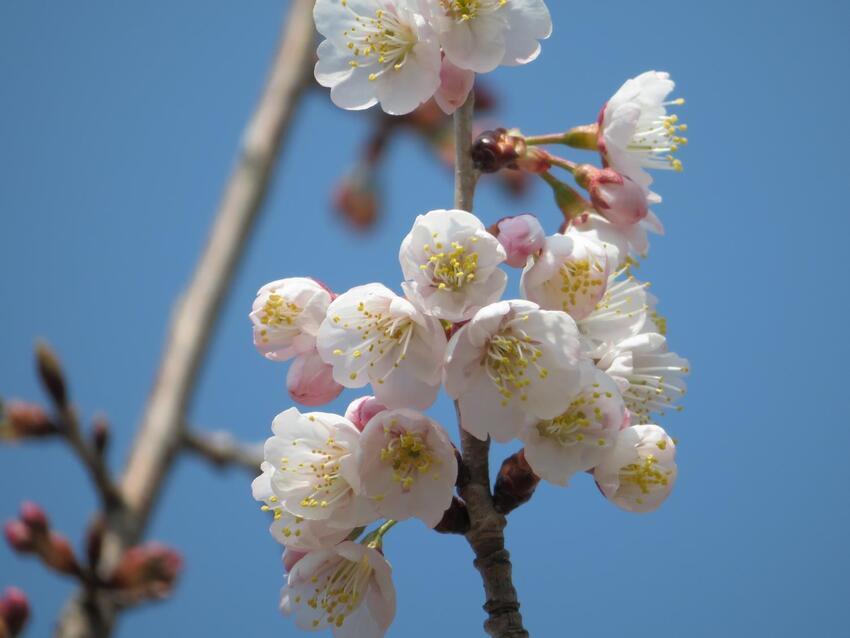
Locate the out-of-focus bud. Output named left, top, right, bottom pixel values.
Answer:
left=574, top=164, right=648, bottom=226
left=110, top=543, right=183, bottom=601
left=540, top=172, right=592, bottom=222
left=472, top=83, right=497, bottom=113
left=19, top=503, right=49, bottom=536
left=283, top=549, right=306, bottom=573
left=434, top=57, right=475, bottom=116
left=493, top=450, right=540, bottom=515
left=563, top=123, right=600, bottom=151
left=35, top=341, right=68, bottom=408
left=334, top=168, right=379, bottom=230
left=86, top=519, right=106, bottom=569
left=286, top=350, right=344, bottom=407
left=2, top=401, right=57, bottom=439
left=91, top=416, right=110, bottom=456
left=496, top=169, right=532, bottom=198
left=344, top=396, right=387, bottom=432
left=471, top=128, right=550, bottom=174
left=42, top=533, right=80, bottom=577
left=3, top=522, right=34, bottom=554
left=0, top=587, right=30, bottom=636
left=491, top=214, right=546, bottom=268
left=433, top=497, right=470, bottom=535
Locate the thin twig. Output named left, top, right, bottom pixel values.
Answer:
left=454, top=96, right=529, bottom=638
left=55, top=2, right=318, bottom=636
left=182, top=429, right=263, bottom=475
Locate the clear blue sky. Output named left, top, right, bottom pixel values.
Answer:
left=1, top=1, right=848, bottom=636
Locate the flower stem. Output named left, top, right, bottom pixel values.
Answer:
left=547, top=154, right=578, bottom=174
left=453, top=96, right=530, bottom=638
left=524, top=132, right=568, bottom=146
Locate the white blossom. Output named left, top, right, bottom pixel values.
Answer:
left=317, top=284, right=447, bottom=409
left=595, top=332, right=689, bottom=423
left=444, top=300, right=585, bottom=442
left=520, top=229, right=616, bottom=321
left=314, top=0, right=442, bottom=115
left=356, top=409, right=457, bottom=526
left=281, top=541, right=396, bottom=637
left=570, top=211, right=663, bottom=266
left=593, top=424, right=677, bottom=513
left=576, top=268, right=648, bottom=349
left=426, top=0, right=552, bottom=73
left=263, top=408, right=377, bottom=528
left=251, top=277, right=333, bottom=361
left=400, top=208, right=507, bottom=322
left=599, top=70, right=687, bottom=191
left=520, top=367, right=627, bottom=486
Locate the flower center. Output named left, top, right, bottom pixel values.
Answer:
left=628, top=99, right=688, bottom=171
left=619, top=454, right=671, bottom=496
left=622, top=361, right=688, bottom=422
left=379, top=429, right=436, bottom=490
left=305, top=556, right=373, bottom=629
left=342, top=4, right=417, bottom=81
left=331, top=304, right=414, bottom=382
left=549, top=258, right=606, bottom=314
left=279, top=427, right=352, bottom=510
left=485, top=329, right=548, bottom=406
left=259, top=293, right=300, bottom=328
left=441, top=0, right=506, bottom=21
left=421, top=240, right=479, bottom=291
left=537, top=388, right=612, bottom=447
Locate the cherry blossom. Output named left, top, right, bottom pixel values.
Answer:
left=494, top=214, right=545, bottom=268
left=287, top=350, right=344, bottom=407
left=434, top=56, right=475, bottom=115
left=345, top=396, right=388, bottom=431
left=569, top=211, right=662, bottom=265
left=576, top=269, right=648, bottom=348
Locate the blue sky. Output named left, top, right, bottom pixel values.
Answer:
left=1, top=1, right=849, bottom=636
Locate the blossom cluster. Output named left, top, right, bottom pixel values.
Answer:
left=313, top=0, right=552, bottom=115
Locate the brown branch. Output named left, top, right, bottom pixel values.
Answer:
left=181, top=429, right=263, bottom=475
left=454, top=97, right=529, bottom=637
left=55, top=2, right=318, bottom=636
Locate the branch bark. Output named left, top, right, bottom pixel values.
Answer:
left=55, top=2, right=317, bottom=635
left=454, top=97, right=529, bottom=638
left=182, top=429, right=263, bottom=475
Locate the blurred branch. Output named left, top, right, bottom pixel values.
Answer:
left=454, top=97, right=529, bottom=638
left=182, top=429, right=263, bottom=475
left=55, top=1, right=318, bottom=636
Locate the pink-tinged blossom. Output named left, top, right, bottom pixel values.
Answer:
left=569, top=211, right=663, bottom=266
left=444, top=300, right=586, bottom=442
left=520, top=366, right=628, bottom=485
left=251, top=278, right=333, bottom=362
left=356, top=409, right=457, bottom=527
left=494, top=214, right=545, bottom=268
left=593, top=424, right=677, bottom=513
left=434, top=57, right=475, bottom=115
left=400, top=209, right=507, bottom=322
left=281, top=541, right=396, bottom=637
left=345, top=396, right=388, bottom=431
left=314, top=0, right=442, bottom=115
left=575, top=164, right=652, bottom=227
left=317, top=284, right=447, bottom=410
left=520, top=229, right=616, bottom=321
left=287, top=350, right=344, bottom=407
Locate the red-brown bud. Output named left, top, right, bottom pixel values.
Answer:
left=334, top=169, right=379, bottom=230
left=433, top=497, right=470, bottom=535
left=91, top=416, right=110, bottom=456
left=42, top=533, right=81, bottom=577
left=493, top=450, right=541, bottom=515
left=19, top=502, right=49, bottom=536
left=3, top=522, right=34, bottom=554
left=3, top=401, right=57, bottom=439
left=0, top=588, right=30, bottom=636
left=471, top=128, right=551, bottom=174
left=35, top=341, right=68, bottom=408
left=110, top=543, right=183, bottom=601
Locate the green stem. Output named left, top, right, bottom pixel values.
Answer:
left=524, top=133, right=567, bottom=146
left=546, top=155, right=577, bottom=174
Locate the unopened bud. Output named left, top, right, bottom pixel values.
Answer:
left=0, top=588, right=30, bottom=636
left=434, top=58, right=474, bottom=116
left=91, top=416, right=110, bottom=456
left=491, top=214, right=546, bottom=268
left=562, top=123, right=600, bottom=151
left=493, top=450, right=540, bottom=515
left=110, top=543, right=183, bottom=600
left=3, top=522, right=34, bottom=554
left=286, top=350, right=344, bottom=407
left=3, top=401, right=57, bottom=439
left=334, top=168, right=379, bottom=230
left=433, top=497, right=470, bottom=535
left=42, top=533, right=80, bottom=577
left=574, top=164, right=648, bottom=226
left=35, top=341, right=68, bottom=408
left=496, top=169, right=531, bottom=198
left=471, top=128, right=550, bottom=174
left=19, top=502, right=49, bottom=536
left=344, top=396, right=387, bottom=432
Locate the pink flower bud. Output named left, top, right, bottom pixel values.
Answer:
left=18, top=503, right=48, bottom=535
left=575, top=164, right=648, bottom=227
left=110, top=543, right=183, bottom=600
left=286, top=350, right=344, bottom=407
left=344, top=396, right=387, bottom=431
left=493, top=214, right=546, bottom=268
left=0, top=587, right=30, bottom=636
left=283, top=549, right=306, bottom=573
left=434, top=57, right=475, bottom=115
left=334, top=169, right=379, bottom=230
left=3, top=401, right=57, bottom=439
left=3, top=521, right=34, bottom=554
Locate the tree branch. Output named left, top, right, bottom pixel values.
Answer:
left=454, top=97, right=529, bottom=638
left=55, top=2, right=317, bottom=635
left=181, top=429, right=263, bottom=475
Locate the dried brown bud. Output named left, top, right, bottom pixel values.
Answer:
left=334, top=169, right=379, bottom=230
left=91, top=416, right=110, bottom=456
left=0, top=588, right=30, bottom=636
left=471, top=128, right=551, bottom=174
left=19, top=502, right=49, bottom=536
left=493, top=450, right=541, bottom=515
left=110, top=543, right=183, bottom=601
left=35, top=341, right=67, bottom=408
left=3, top=401, right=57, bottom=439
left=3, top=522, right=34, bottom=554
left=433, top=497, right=471, bottom=535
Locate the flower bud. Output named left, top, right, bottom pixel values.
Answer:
left=19, top=502, right=49, bottom=536
left=334, top=168, right=379, bottom=230
left=493, top=450, right=540, bottom=515
left=574, top=164, right=648, bottom=227
left=434, top=57, right=475, bottom=116
left=3, top=401, right=57, bottom=439
left=286, top=350, right=344, bottom=407
left=491, top=214, right=546, bottom=268
left=3, top=522, right=34, bottom=554
left=471, top=128, right=550, bottom=174
left=42, top=533, right=80, bottom=577
left=110, top=543, right=183, bottom=600
left=433, top=497, right=470, bottom=535
left=91, top=416, right=110, bottom=456
left=0, top=588, right=30, bottom=636
left=35, top=341, right=67, bottom=408
left=344, top=396, right=387, bottom=431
